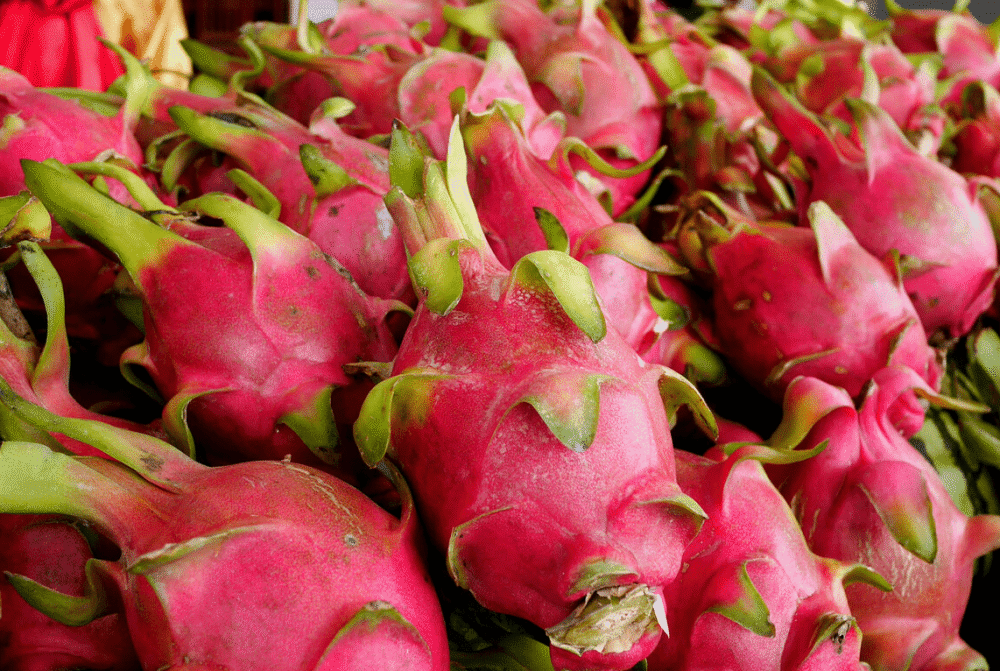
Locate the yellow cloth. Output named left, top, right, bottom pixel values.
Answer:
left=93, top=0, right=192, bottom=88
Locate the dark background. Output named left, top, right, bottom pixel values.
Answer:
left=869, top=0, right=999, bottom=22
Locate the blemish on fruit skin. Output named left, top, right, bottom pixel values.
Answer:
left=762, top=291, right=772, bottom=302
left=835, top=365, right=848, bottom=375
left=376, top=206, right=394, bottom=240
left=141, top=454, right=164, bottom=472
left=344, top=533, right=359, bottom=547
left=734, top=299, right=752, bottom=311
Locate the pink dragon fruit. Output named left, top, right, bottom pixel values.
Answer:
left=443, top=0, right=663, bottom=216
left=353, top=121, right=713, bottom=671
left=22, top=158, right=403, bottom=475
left=752, top=67, right=1000, bottom=339
left=0, top=386, right=450, bottom=671
left=0, top=228, right=166, bottom=454
left=0, top=514, right=140, bottom=671
left=887, top=0, right=1000, bottom=106
left=952, top=81, right=1000, bottom=178
left=646, top=446, right=889, bottom=671
left=675, top=195, right=940, bottom=402
left=164, top=103, right=413, bottom=302
left=342, top=0, right=466, bottom=47
left=458, top=102, right=717, bottom=383
left=0, top=65, right=152, bottom=361
left=753, top=369, right=1000, bottom=671
left=764, top=37, right=945, bottom=155
left=243, top=4, right=425, bottom=138
left=397, top=40, right=564, bottom=160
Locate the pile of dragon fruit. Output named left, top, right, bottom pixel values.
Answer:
left=3, top=0, right=1000, bottom=668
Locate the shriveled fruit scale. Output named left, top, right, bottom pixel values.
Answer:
left=1, top=0, right=1000, bottom=669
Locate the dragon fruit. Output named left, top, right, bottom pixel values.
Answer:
left=0, top=228, right=165, bottom=454
left=0, top=384, right=450, bottom=671
left=457, top=101, right=714, bottom=383
left=646, top=445, right=889, bottom=671
left=952, top=81, right=1000, bottom=178
left=0, top=65, right=151, bottom=360
left=353, top=120, right=713, bottom=670
left=243, top=4, right=425, bottom=139
left=763, top=37, right=945, bottom=155
left=675, top=195, right=940, bottom=402
left=164, top=103, right=413, bottom=302
left=752, top=67, right=1000, bottom=340
left=0, top=513, right=140, bottom=671
left=755, top=369, right=1000, bottom=671
left=397, top=40, right=564, bottom=161
left=443, top=0, right=663, bottom=215
left=886, top=0, right=1000, bottom=106
left=21, top=158, right=403, bottom=474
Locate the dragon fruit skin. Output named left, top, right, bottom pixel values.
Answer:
left=354, top=122, right=713, bottom=670
left=244, top=6, right=424, bottom=140
left=397, top=41, right=563, bottom=161
left=646, top=447, right=880, bottom=671
left=458, top=102, right=717, bottom=383
left=952, top=81, right=1000, bottom=178
left=760, top=370, right=1000, bottom=671
left=752, top=68, right=1000, bottom=340
left=0, top=67, right=153, bottom=360
left=681, top=198, right=940, bottom=402
left=0, top=67, right=144, bottom=198
left=888, top=3, right=1000, bottom=107
left=0, top=235, right=166, bottom=455
left=0, top=514, right=140, bottom=671
left=444, top=0, right=663, bottom=216
left=22, top=159, right=401, bottom=474
left=0, top=390, right=450, bottom=671
left=165, top=103, right=413, bottom=303
left=764, top=38, right=944, bottom=154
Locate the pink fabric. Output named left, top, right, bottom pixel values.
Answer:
left=0, top=0, right=125, bottom=90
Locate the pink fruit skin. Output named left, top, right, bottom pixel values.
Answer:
left=890, top=8, right=1000, bottom=106
left=22, top=448, right=450, bottom=671
left=125, top=212, right=398, bottom=469
left=752, top=70, right=999, bottom=339
left=397, top=45, right=560, bottom=161
left=459, top=0, right=662, bottom=215
left=0, top=68, right=151, bottom=359
left=764, top=370, right=1000, bottom=671
left=952, top=82, right=1000, bottom=179
left=168, top=103, right=413, bottom=302
left=766, top=38, right=943, bottom=153
left=0, top=514, right=140, bottom=671
left=248, top=5, right=423, bottom=139
left=461, top=104, right=713, bottom=379
left=701, top=212, right=940, bottom=402
left=373, top=243, right=704, bottom=670
left=647, top=449, right=868, bottom=671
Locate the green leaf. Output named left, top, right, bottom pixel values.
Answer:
left=509, top=251, right=606, bottom=343
left=408, top=238, right=470, bottom=315
left=128, top=526, right=257, bottom=574
left=299, top=144, right=358, bottom=199
left=278, top=385, right=341, bottom=465
left=226, top=168, right=281, bottom=218
left=5, top=556, right=108, bottom=626
left=534, top=207, right=570, bottom=254
left=352, top=371, right=452, bottom=467
left=515, top=372, right=615, bottom=453
left=856, top=461, right=937, bottom=563
left=705, top=560, right=775, bottom=637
